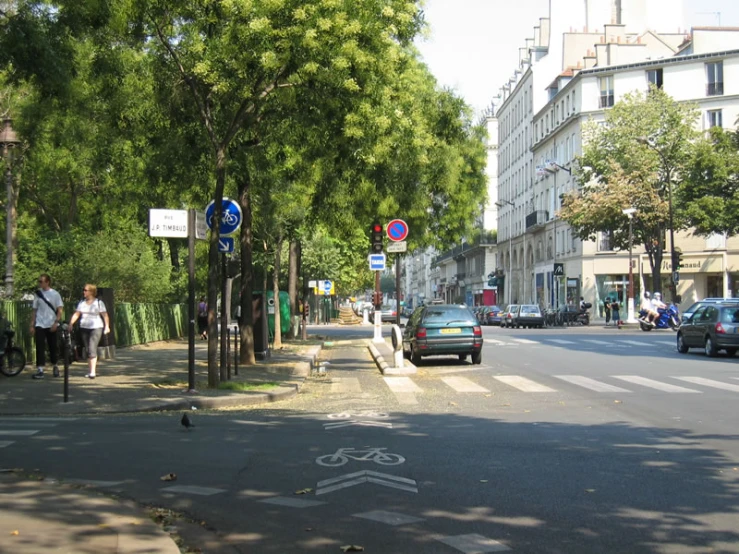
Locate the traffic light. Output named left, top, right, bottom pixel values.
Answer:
left=672, top=248, right=684, bottom=270
left=371, top=222, right=384, bottom=253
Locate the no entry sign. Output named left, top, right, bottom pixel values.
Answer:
left=386, top=219, right=409, bottom=242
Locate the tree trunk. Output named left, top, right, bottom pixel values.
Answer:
left=272, top=235, right=283, bottom=349
left=167, top=238, right=180, bottom=271
left=238, top=177, right=256, bottom=365
left=207, top=146, right=227, bottom=388
left=288, top=240, right=299, bottom=335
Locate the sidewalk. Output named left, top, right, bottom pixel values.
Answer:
left=0, top=337, right=321, bottom=415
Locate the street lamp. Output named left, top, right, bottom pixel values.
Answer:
left=622, top=207, right=637, bottom=323
left=0, top=118, right=20, bottom=298
left=495, top=198, right=514, bottom=304
left=637, top=136, right=676, bottom=300
left=543, top=161, right=572, bottom=308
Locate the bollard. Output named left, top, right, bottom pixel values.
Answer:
left=61, top=324, right=71, bottom=403
left=226, top=326, right=232, bottom=380
left=233, top=325, right=239, bottom=376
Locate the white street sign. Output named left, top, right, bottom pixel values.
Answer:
left=149, top=209, right=188, bottom=238
left=386, top=241, right=407, bottom=253
left=369, top=254, right=386, bottom=270
left=195, top=210, right=208, bottom=240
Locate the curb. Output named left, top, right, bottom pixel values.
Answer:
left=367, top=341, right=417, bottom=375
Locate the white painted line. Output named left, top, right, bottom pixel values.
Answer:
left=0, top=417, right=77, bottom=422
left=437, top=533, right=511, bottom=553
left=613, top=376, right=701, bottom=393
left=485, top=339, right=507, bottom=346
left=353, top=509, right=424, bottom=526
left=316, top=470, right=418, bottom=495
left=324, top=421, right=393, bottom=429
left=673, top=377, right=739, bottom=392
left=554, top=375, right=632, bottom=393
left=0, top=430, right=40, bottom=436
left=441, top=376, right=490, bottom=393
left=330, top=377, right=362, bottom=393
left=0, top=422, right=60, bottom=428
left=317, top=477, right=368, bottom=495
left=494, top=375, right=556, bottom=392
left=509, top=338, right=538, bottom=345
left=0, top=441, right=14, bottom=448
left=161, top=485, right=226, bottom=496
left=383, top=377, right=422, bottom=393
left=393, top=392, right=418, bottom=405
left=66, top=479, right=125, bottom=487
left=583, top=339, right=612, bottom=346
left=618, top=340, right=652, bottom=347
left=548, top=339, right=577, bottom=345
left=259, top=496, right=326, bottom=508
left=365, top=476, right=419, bottom=493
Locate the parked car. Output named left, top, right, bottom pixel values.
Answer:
left=515, top=304, right=545, bottom=328
left=380, top=303, right=398, bottom=322
left=477, top=307, right=491, bottom=324
left=485, top=305, right=503, bottom=326
left=501, top=305, right=519, bottom=328
left=682, top=298, right=739, bottom=323
left=677, top=302, right=739, bottom=357
left=402, top=304, right=483, bottom=365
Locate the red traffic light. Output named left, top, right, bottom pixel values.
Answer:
left=372, top=224, right=383, bottom=233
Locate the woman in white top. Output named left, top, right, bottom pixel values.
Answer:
left=68, top=284, right=110, bottom=379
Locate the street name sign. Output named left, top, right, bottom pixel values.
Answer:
left=386, top=241, right=407, bottom=253
left=195, top=210, right=208, bottom=240
left=149, top=209, right=188, bottom=238
left=369, top=254, right=386, bottom=270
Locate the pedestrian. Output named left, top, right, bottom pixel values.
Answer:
left=30, top=273, right=64, bottom=379
left=603, top=298, right=611, bottom=326
left=197, top=297, right=208, bottom=339
left=611, top=299, right=622, bottom=328
left=68, top=284, right=110, bottom=379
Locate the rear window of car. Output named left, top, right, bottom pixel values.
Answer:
left=720, top=307, right=739, bottom=324
left=520, top=305, right=540, bottom=313
left=423, top=307, right=475, bottom=324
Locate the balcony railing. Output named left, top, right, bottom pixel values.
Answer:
left=525, top=210, right=549, bottom=231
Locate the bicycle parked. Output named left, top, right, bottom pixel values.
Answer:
left=0, top=316, right=27, bottom=377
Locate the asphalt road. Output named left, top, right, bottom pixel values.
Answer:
left=2, top=323, right=738, bottom=553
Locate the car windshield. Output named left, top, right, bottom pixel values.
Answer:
left=720, top=307, right=739, bottom=324
left=424, top=307, right=474, bottom=324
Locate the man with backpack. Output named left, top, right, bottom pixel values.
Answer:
left=29, top=273, right=64, bottom=379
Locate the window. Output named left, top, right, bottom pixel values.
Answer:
left=707, top=109, right=723, bottom=129
left=599, top=76, right=614, bottom=108
left=646, top=68, right=663, bottom=89
left=598, top=231, right=614, bottom=252
left=706, top=61, right=723, bottom=96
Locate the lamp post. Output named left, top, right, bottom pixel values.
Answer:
left=622, top=207, right=637, bottom=323
left=0, top=118, right=20, bottom=298
left=637, top=136, right=676, bottom=300
left=495, top=199, right=514, bottom=304
left=544, top=161, right=572, bottom=308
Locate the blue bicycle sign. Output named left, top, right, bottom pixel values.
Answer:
left=205, top=198, right=243, bottom=235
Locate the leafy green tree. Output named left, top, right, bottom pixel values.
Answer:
left=561, top=88, right=700, bottom=295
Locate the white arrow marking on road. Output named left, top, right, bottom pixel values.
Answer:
left=509, top=338, right=539, bottom=345
left=316, top=470, right=418, bottom=495
left=323, top=420, right=393, bottom=429
left=0, top=441, right=14, bottom=448
left=0, top=430, right=40, bottom=436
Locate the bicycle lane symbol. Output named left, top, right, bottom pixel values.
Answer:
left=315, top=447, right=405, bottom=467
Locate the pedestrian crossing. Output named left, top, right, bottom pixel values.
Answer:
left=482, top=336, right=672, bottom=348
left=0, top=417, right=75, bottom=450
left=377, top=373, right=739, bottom=399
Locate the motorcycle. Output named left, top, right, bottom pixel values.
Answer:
left=578, top=303, right=591, bottom=326
left=638, top=305, right=680, bottom=332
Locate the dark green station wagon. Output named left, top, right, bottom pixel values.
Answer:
left=402, top=304, right=483, bottom=365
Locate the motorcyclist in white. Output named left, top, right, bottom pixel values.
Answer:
left=650, top=292, right=667, bottom=325
left=640, top=291, right=659, bottom=326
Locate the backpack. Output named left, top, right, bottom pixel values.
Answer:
left=198, top=302, right=208, bottom=317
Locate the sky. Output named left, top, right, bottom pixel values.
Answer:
left=414, top=0, right=739, bottom=116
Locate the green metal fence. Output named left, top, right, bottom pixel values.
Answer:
left=0, top=301, right=187, bottom=361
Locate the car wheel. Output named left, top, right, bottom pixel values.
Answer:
left=676, top=333, right=689, bottom=354
left=458, top=354, right=467, bottom=361
left=471, top=351, right=482, bottom=364
left=705, top=336, right=718, bottom=357
left=726, top=348, right=737, bottom=357
left=411, top=345, right=422, bottom=365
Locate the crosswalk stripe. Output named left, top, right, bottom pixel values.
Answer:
left=383, top=377, right=423, bottom=393
left=509, top=338, right=538, bottom=345
left=583, top=339, right=612, bottom=346
left=673, top=377, right=739, bottom=392
left=0, top=441, right=14, bottom=448
left=613, top=376, right=701, bottom=393
left=330, top=377, right=362, bottom=393
left=494, top=375, right=556, bottom=392
left=441, top=377, right=490, bottom=393
left=618, top=340, right=652, bottom=347
left=486, top=339, right=507, bottom=346
left=548, top=339, right=576, bottom=345
left=0, top=430, right=40, bottom=436
left=554, top=375, right=632, bottom=393
left=0, top=417, right=76, bottom=422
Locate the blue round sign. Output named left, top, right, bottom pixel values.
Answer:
left=323, top=280, right=332, bottom=293
left=205, top=198, right=243, bottom=235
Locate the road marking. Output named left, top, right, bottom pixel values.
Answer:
left=485, top=339, right=508, bottom=346
left=583, top=339, right=612, bottom=346
left=437, top=533, right=511, bottom=553
left=259, top=496, right=326, bottom=508
left=554, top=375, right=632, bottom=393
left=0, top=430, right=40, bottom=436
left=0, top=441, right=14, bottom=448
left=613, top=376, right=701, bottom=393
left=66, top=479, right=125, bottom=487
left=673, top=377, right=739, bottom=392
left=441, top=376, right=490, bottom=393
left=494, top=375, right=556, bottom=392
left=0, top=417, right=77, bottom=422
left=618, top=340, right=652, bottom=347
left=383, top=377, right=422, bottom=393
left=548, top=339, right=577, bottom=345
left=509, top=338, right=538, bottom=345
left=324, top=420, right=393, bottom=429
left=353, top=509, right=424, bottom=526
left=316, top=470, right=418, bottom=495
left=0, top=422, right=60, bottom=428
left=330, top=377, right=362, bottom=393
left=161, top=485, right=225, bottom=496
